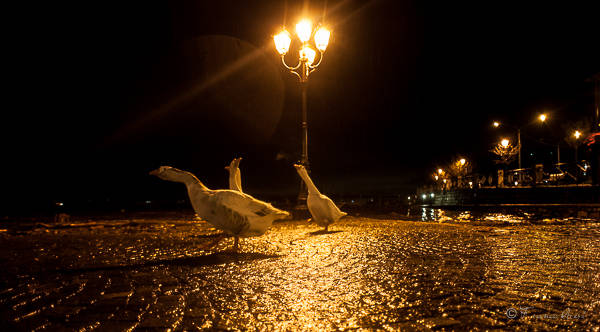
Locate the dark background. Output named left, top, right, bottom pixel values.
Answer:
left=3, top=0, right=599, bottom=213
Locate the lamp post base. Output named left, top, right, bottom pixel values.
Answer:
left=296, top=180, right=308, bottom=207
left=293, top=174, right=310, bottom=219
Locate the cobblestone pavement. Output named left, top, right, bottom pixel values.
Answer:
left=1, top=213, right=599, bottom=331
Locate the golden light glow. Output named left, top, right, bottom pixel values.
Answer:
left=296, top=19, right=312, bottom=43
left=314, top=27, right=330, bottom=52
left=299, top=45, right=316, bottom=65
left=574, top=130, right=581, bottom=139
left=539, top=114, right=547, bottom=122
left=459, top=158, right=466, bottom=166
left=434, top=175, right=439, bottom=181
left=501, top=139, right=510, bottom=147
left=493, top=121, right=500, bottom=127
left=274, top=30, right=292, bottom=55
left=437, top=168, right=443, bottom=174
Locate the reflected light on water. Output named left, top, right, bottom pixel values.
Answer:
left=416, top=208, right=547, bottom=224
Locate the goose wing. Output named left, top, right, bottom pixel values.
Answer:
left=211, top=190, right=288, bottom=219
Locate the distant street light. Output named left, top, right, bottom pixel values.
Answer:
left=574, top=130, right=582, bottom=162
left=537, top=114, right=561, bottom=166
left=459, top=158, right=466, bottom=166
left=274, top=19, right=331, bottom=203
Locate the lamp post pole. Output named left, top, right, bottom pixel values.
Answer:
left=301, top=82, right=308, bottom=168
left=516, top=128, right=521, bottom=169
left=574, top=130, right=581, bottom=163
left=274, top=20, right=331, bottom=203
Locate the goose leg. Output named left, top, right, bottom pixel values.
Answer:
left=224, top=236, right=240, bottom=253
left=198, top=234, right=227, bottom=251
left=324, top=225, right=329, bottom=232
left=233, top=236, right=239, bottom=252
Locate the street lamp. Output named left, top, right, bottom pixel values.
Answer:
left=574, top=130, right=582, bottom=162
left=537, top=114, right=561, bottom=166
left=493, top=114, right=547, bottom=171
left=501, top=138, right=510, bottom=147
left=274, top=19, right=331, bottom=203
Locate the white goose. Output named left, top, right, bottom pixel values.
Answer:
left=294, top=164, right=347, bottom=231
left=150, top=166, right=290, bottom=251
left=224, top=157, right=243, bottom=192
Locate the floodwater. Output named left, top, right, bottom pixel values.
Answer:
left=1, top=211, right=599, bottom=330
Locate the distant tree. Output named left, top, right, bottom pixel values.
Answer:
left=490, top=140, right=519, bottom=165
left=447, top=157, right=472, bottom=177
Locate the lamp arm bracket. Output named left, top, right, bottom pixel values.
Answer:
left=288, top=70, right=302, bottom=81
left=281, top=56, right=302, bottom=71
left=309, top=51, right=324, bottom=69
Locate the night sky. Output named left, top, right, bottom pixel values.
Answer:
left=3, top=0, right=599, bottom=213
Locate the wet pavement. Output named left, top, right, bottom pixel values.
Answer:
left=1, top=212, right=599, bottom=331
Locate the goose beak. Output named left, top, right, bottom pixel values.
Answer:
left=149, top=169, right=160, bottom=176
left=279, top=211, right=292, bottom=219
left=224, top=166, right=230, bottom=170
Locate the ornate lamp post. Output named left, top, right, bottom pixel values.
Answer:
left=274, top=19, right=331, bottom=202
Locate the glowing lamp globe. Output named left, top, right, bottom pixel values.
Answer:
left=314, top=27, right=330, bottom=52
left=274, top=30, right=292, bottom=55
left=299, top=45, right=316, bottom=65
left=501, top=139, right=510, bottom=147
left=296, top=19, right=312, bottom=43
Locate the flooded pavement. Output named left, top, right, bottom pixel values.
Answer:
left=1, top=212, right=599, bottom=331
